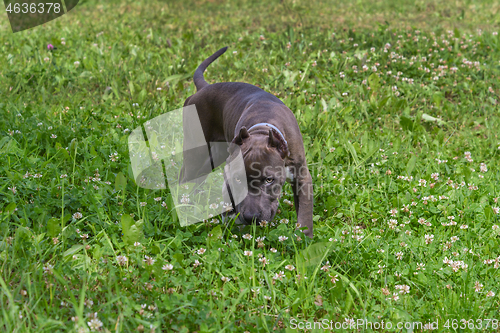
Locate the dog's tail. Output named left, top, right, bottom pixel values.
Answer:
left=193, top=46, right=228, bottom=91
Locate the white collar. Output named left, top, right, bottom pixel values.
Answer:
left=247, top=123, right=287, bottom=146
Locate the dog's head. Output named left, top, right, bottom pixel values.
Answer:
left=223, top=126, right=290, bottom=225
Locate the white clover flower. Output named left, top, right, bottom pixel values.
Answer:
left=424, top=234, right=434, bottom=244
left=143, top=255, right=155, bottom=266
left=162, top=263, right=173, bottom=271
left=43, top=264, right=54, bottom=274
left=273, top=271, right=285, bottom=281
left=395, top=284, right=410, bottom=294
left=71, top=212, right=83, bottom=220
left=87, top=318, right=103, bottom=331
left=116, top=255, right=128, bottom=266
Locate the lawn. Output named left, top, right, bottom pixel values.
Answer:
left=1, top=0, right=500, bottom=332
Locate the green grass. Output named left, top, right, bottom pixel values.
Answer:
left=1, top=0, right=500, bottom=331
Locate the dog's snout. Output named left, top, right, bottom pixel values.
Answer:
left=242, top=211, right=261, bottom=224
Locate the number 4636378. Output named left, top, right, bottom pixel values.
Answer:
left=6, top=3, right=61, bottom=14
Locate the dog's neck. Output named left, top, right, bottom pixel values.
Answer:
left=247, top=123, right=287, bottom=146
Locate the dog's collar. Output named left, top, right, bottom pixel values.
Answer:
left=248, top=123, right=287, bottom=146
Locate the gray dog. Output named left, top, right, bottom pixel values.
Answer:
left=180, top=47, right=313, bottom=237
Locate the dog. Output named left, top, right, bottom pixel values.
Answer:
left=180, top=47, right=313, bottom=237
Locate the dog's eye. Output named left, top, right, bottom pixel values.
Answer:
left=265, top=177, right=274, bottom=184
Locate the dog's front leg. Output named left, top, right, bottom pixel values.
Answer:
left=291, top=165, right=314, bottom=238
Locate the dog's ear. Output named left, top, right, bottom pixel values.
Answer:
left=268, top=129, right=289, bottom=159
left=268, top=129, right=278, bottom=148
left=232, top=126, right=250, bottom=146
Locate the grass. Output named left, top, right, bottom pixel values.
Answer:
left=1, top=0, right=500, bottom=331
